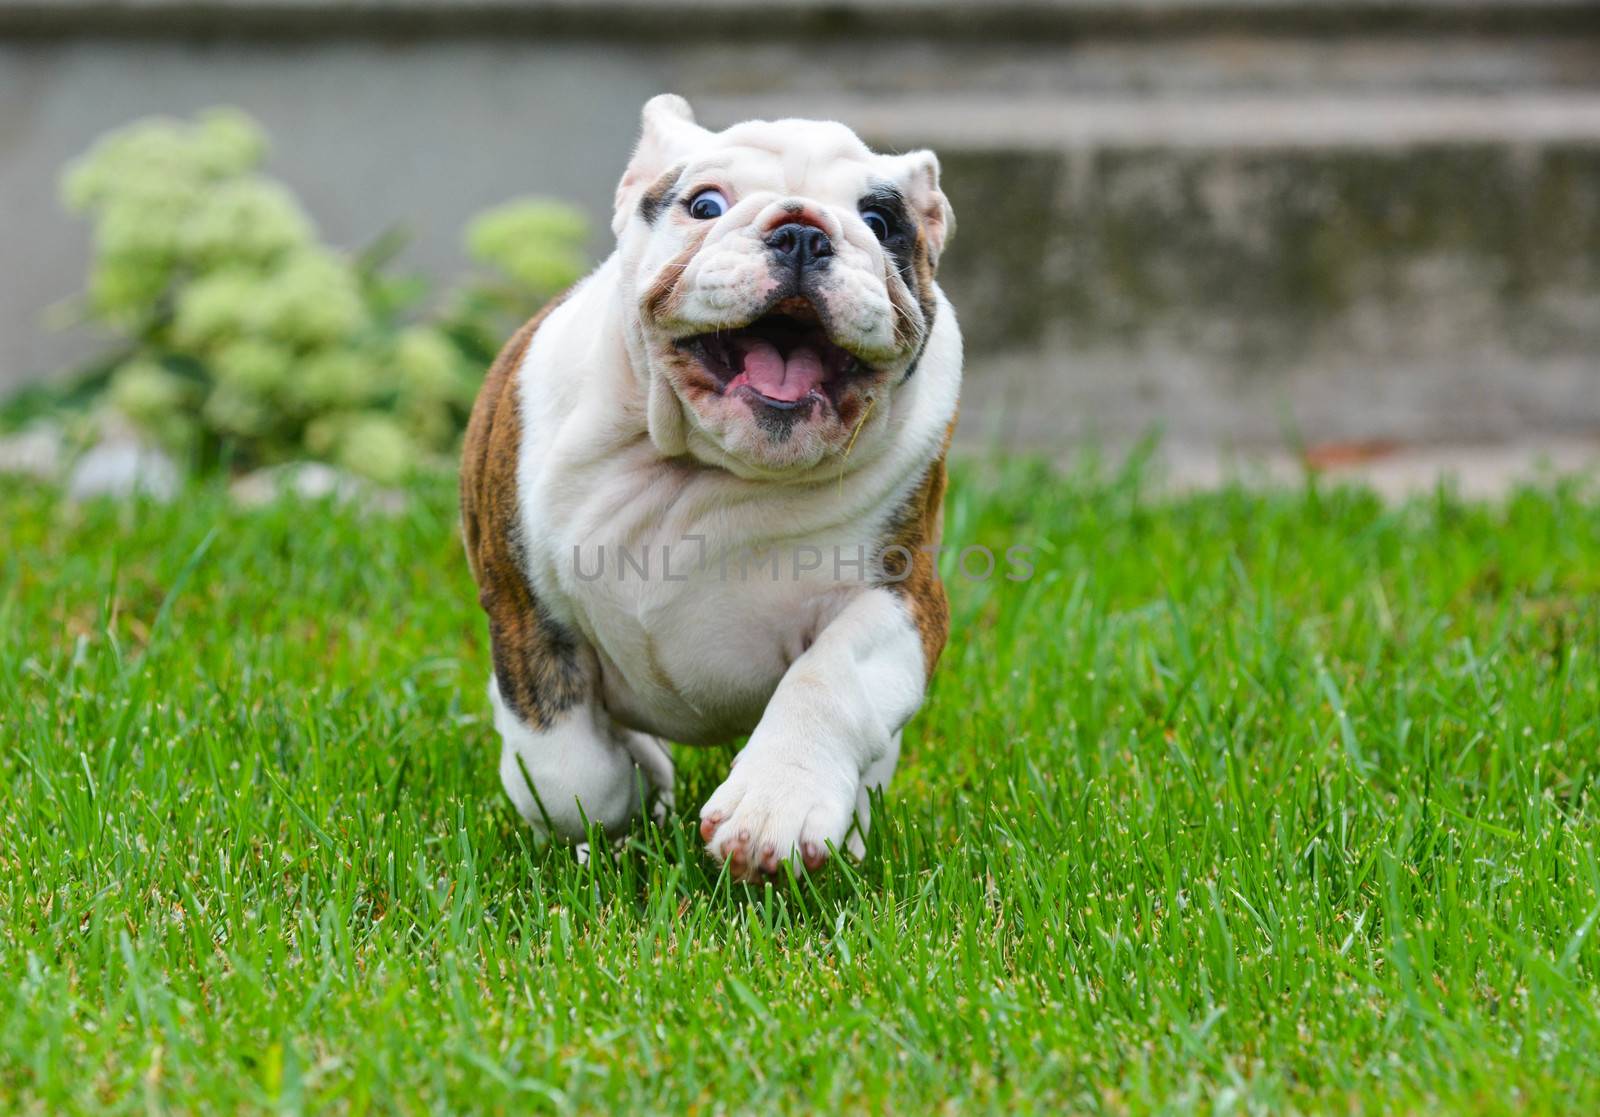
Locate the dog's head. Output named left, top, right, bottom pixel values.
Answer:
left=612, top=95, right=955, bottom=478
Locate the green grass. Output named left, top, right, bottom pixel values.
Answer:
left=3, top=458, right=1599, bottom=1114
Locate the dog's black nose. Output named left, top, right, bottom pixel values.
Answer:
left=765, top=222, right=833, bottom=269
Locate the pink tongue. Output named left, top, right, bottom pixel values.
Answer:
left=735, top=339, right=825, bottom=403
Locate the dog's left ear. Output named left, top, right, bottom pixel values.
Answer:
left=613, top=94, right=710, bottom=236
left=887, top=150, right=955, bottom=269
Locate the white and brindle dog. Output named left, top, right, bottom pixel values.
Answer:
left=461, top=95, right=961, bottom=881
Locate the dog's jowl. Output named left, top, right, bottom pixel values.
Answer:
left=460, top=95, right=962, bottom=880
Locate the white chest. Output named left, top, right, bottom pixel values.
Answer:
left=526, top=453, right=880, bottom=744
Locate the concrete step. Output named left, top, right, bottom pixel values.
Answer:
left=701, top=94, right=1600, bottom=151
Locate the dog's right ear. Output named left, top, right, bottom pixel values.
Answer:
left=613, top=94, right=709, bottom=237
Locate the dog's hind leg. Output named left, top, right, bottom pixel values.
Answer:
left=491, top=669, right=673, bottom=846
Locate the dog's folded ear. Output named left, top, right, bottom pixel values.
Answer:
left=613, top=94, right=710, bottom=237
left=885, top=150, right=956, bottom=268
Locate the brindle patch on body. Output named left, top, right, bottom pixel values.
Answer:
left=877, top=423, right=955, bottom=679
left=460, top=298, right=587, bottom=729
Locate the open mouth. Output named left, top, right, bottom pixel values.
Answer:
left=677, top=298, right=868, bottom=411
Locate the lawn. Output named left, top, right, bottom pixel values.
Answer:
left=3, top=458, right=1599, bottom=1114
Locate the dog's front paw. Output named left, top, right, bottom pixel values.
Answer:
left=698, top=752, right=858, bottom=881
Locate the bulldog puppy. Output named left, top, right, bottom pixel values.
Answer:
left=460, top=94, right=961, bottom=880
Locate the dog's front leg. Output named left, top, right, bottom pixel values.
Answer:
left=699, top=588, right=930, bottom=880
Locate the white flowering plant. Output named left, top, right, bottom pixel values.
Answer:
left=49, top=108, right=589, bottom=483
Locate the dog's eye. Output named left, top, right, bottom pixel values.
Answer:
left=687, top=189, right=728, bottom=220
left=861, top=207, right=894, bottom=242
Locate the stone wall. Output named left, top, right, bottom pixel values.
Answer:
left=3, top=0, right=1599, bottom=451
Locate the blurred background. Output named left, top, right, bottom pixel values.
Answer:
left=3, top=0, right=1600, bottom=492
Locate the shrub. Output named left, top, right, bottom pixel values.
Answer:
left=55, top=107, right=589, bottom=482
